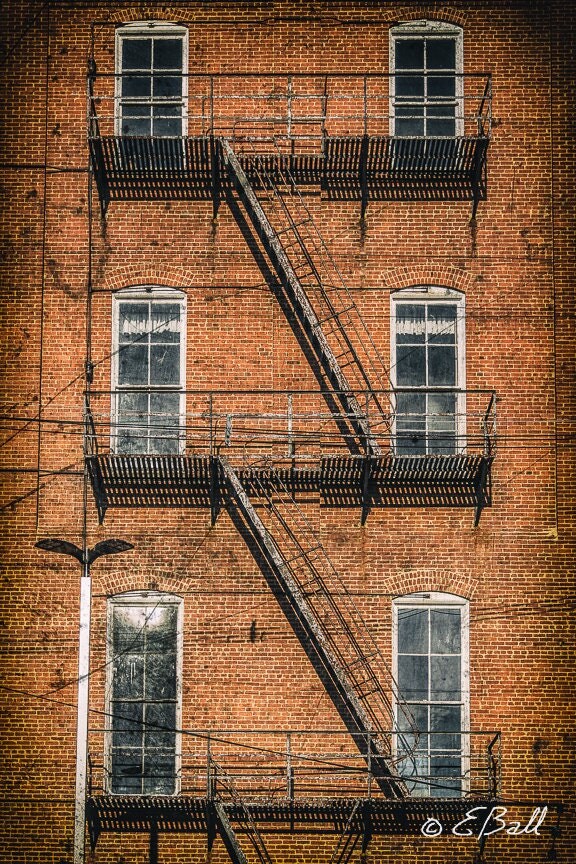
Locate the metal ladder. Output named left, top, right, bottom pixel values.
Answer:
left=221, top=455, right=411, bottom=799
left=210, top=758, right=273, bottom=864
left=222, top=139, right=391, bottom=456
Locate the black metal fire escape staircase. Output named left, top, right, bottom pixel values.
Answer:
left=209, top=758, right=273, bottom=864
left=220, top=455, right=410, bottom=801
left=221, top=138, right=391, bottom=458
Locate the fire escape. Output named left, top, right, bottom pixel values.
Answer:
left=83, top=55, right=501, bottom=863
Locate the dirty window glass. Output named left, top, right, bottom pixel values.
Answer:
left=109, top=599, right=180, bottom=795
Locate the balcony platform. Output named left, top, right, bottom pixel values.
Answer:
left=86, top=794, right=505, bottom=848
left=89, top=134, right=488, bottom=213
left=86, top=451, right=493, bottom=525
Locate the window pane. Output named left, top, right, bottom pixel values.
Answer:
left=395, top=75, right=424, bottom=97
left=396, top=39, right=424, bottom=69
left=430, top=755, right=462, bottom=797
left=428, top=304, right=456, bottom=344
left=112, top=701, right=143, bottom=749
left=146, top=652, right=177, bottom=700
left=122, top=75, right=151, bottom=99
left=430, top=656, right=460, bottom=701
left=150, top=303, right=181, bottom=342
left=428, top=75, right=456, bottom=98
left=149, top=345, right=180, bottom=385
left=120, top=105, right=151, bottom=136
left=154, top=38, right=183, bottom=70
left=396, top=304, right=426, bottom=343
left=427, top=39, right=456, bottom=70
left=431, top=608, right=461, bottom=653
left=144, top=753, right=177, bottom=794
left=122, top=39, right=152, bottom=71
left=397, top=703, right=428, bottom=752
left=145, top=702, right=177, bottom=748
left=398, top=608, right=428, bottom=653
left=153, top=105, right=182, bottom=136
left=428, top=345, right=456, bottom=386
left=118, top=343, right=149, bottom=386
left=111, top=748, right=143, bottom=793
left=430, top=705, right=461, bottom=751
left=397, top=346, right=426, bottom=387
left=398, top=655, right=428, bottom=701
left=395, top=107, right=424, bottom=137
left=153, top=75, right=183, bottom=98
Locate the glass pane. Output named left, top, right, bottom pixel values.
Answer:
left=111, top=748, right=143, bottom=793
left=114, top=654, right=144, bottom=699
left=150, top=345, right=180, bottom=385
left=431, top=608, right=461, bottom=653
left=427, top=39, right=456, bottom=70
left=122, top=75, right=151, bottom=99
left=143, top=753, right=176, bottom=794
left=428, top=345, right=456, bottom=386
left=397, top=346, right=426, bottom=387
left=396, top=39, right=424, bottom=69
left=428, top=75, right=456, bottom=98
left=396, top=392, right=426, bottom=417
left=428, top=305, right=456, bottom=344
left=396, top=304, right=425, bottom=343
left=430, top=755, right=462, bottom=797
left=122, top=38, right=152, bottom=71
left=118, top=344, right=149, bottom=386
left=398, top=608, right=428, bottom=654
left=153, top=105, right=182, bottom=137
left=146, top=652, right=177, bottom=700
left=395, top=106, right=424, bottom=137
left=112, top=701, right=143, bottom=749
left=153, top=75, right=183, bottom=98
left=150, top=303, right=181, bottom=343
left=430, top=705, right=461, bottom=751
left=119, top=303, right=149, bottom=342
left=427, top=114, right=456, bottom=137
left=145, top=702, right=177, bottom=748
left=121, top=105, right=151, bottom=136
left=395, top=75, right=424, bottom=97
left=113, top=604, right=147, bottom=651
left=430, top=656, right=460, bottom=701
left=400, top=754, right=430, bottom=796
left=154, top=38, right=183, bottom=70
left=397, top=703, right=428, bottom=752
left=145, top=604, right=178, bottom=647
left=398, top=655, right=428, bottom=701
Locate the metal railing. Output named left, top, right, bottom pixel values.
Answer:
left=84, top=388, right=497, bottom=461
left=87, top=728, right=501, bottom=802
left=88, top=72, right=492, bottom=149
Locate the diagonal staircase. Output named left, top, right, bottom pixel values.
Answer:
left=220, top=455, right=412, bottom=799
left=222, top=139, right=391, bottom=456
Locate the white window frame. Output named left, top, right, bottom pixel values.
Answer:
left=390, top=286, right=466, bottom=455
left=115, top=22, right=189, bottom=137
left=105, top=592, right=183, bottom=796
left=393, top=592, right=470, bottom=798
left=111, top=286, right=187, bottom=455
left=389, top=20, right=464, bottom=138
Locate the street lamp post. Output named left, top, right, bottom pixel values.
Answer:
left=35, top=537, right=133, bottom=864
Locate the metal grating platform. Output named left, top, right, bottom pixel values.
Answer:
left=86, top=452, right=492, bottom=524
left=89, top=134, right=488, bottom=211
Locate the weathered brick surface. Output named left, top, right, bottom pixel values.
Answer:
left=0, top=1, right=574, bottom=862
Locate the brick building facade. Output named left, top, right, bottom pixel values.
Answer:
left=0, top=1, right=574, bottom=863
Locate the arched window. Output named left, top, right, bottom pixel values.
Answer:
left=390, top=21, right=464, bottom=137
left=391, top=286, right=465, bottom=455
left=112, top=286, right=186, bottom=454
left=393, top=592, right=469, bottom=798
left=106, top=592, right=183, bottom=795
left=115, top=22, right=188, bottom=137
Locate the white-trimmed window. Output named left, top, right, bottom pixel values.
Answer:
left=393, top=592, right=469, bottom=798
left=391, top=287, right=465, bottom=455
left=116, top=22, right=188, bottom=137
left=390, top=21, right=463, bottom=137
left=106, top=593, right=183, bottom=795
left=112, top=287, right=186, bottom=455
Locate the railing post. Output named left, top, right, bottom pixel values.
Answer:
left=287, top=76, right=293, bottom=145
left=207, top=733, right=214, bottom=800
left=287, top=393, right=294, bottom=458
left=286, top=732, right=294, bottom=800
left=366, top=732, right=372, bottom=799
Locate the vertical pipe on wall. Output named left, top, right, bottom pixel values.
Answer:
left=73, top=561, right=92, bottom=864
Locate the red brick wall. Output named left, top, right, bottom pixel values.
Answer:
left=0, top=1, right=574, bottom=862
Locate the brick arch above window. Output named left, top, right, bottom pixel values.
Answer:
left=103, top=267, right=196, bottom=293
left=383, top=266, right=475, bottom=296
left=390, top=570, right=478, bottom=602
left=388, top=8, right=468, bottom=28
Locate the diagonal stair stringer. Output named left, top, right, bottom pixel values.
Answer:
left=220, top=455, right=407, bottom=799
